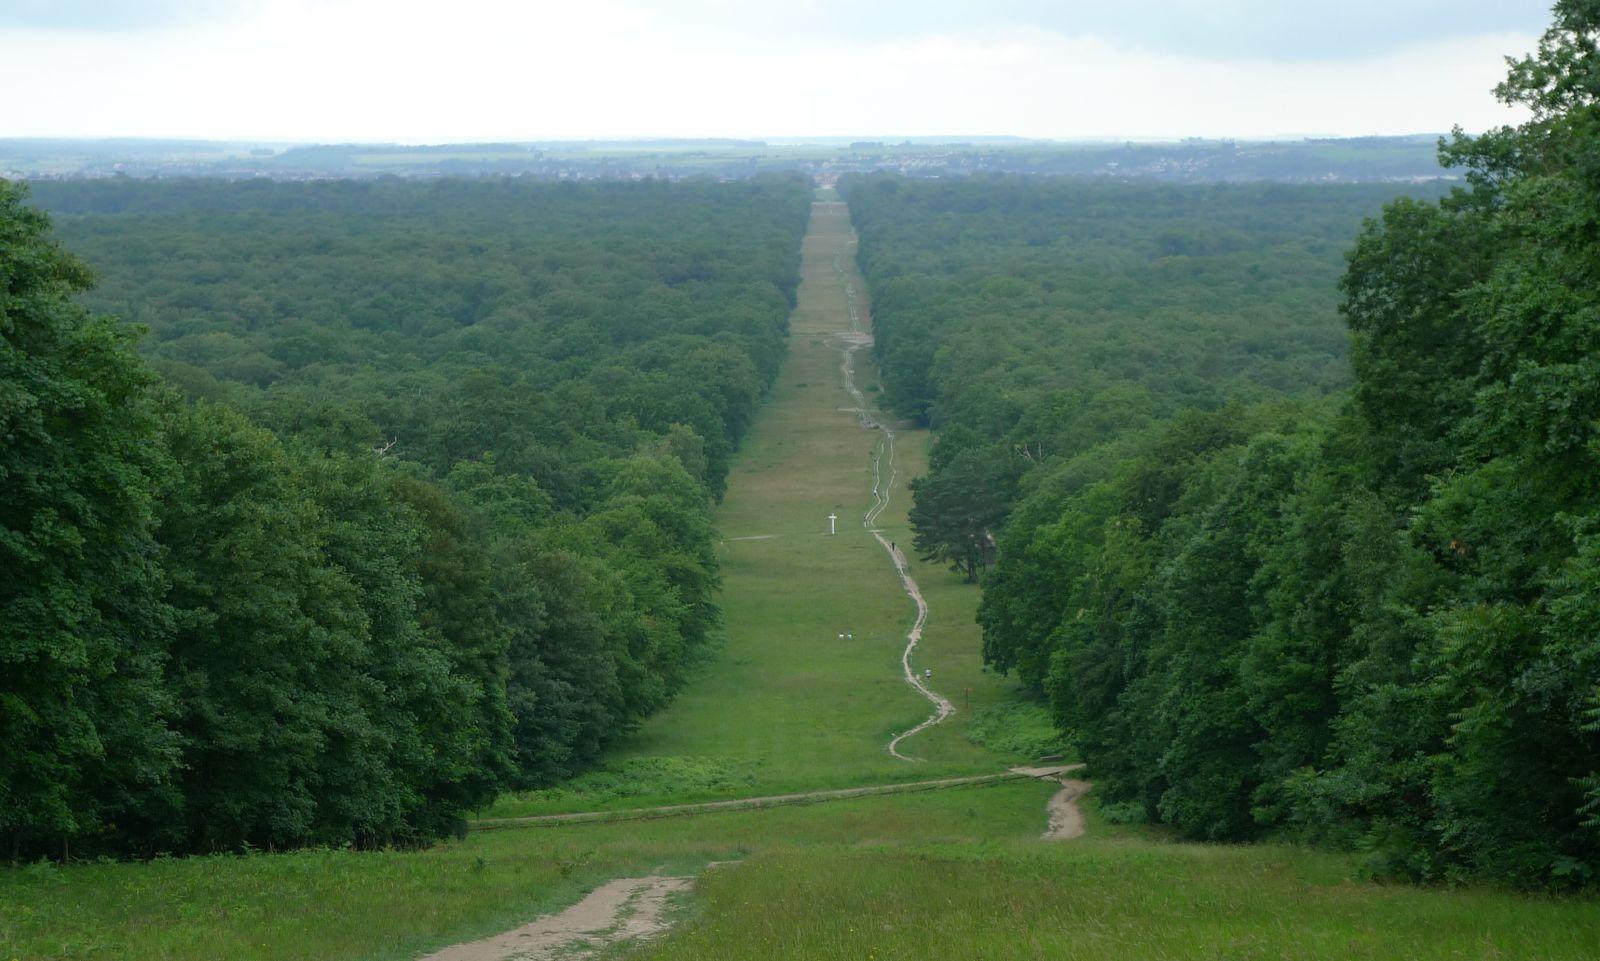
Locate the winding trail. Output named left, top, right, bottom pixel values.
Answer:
left=1044, top=778, right=1093, bottom=840
left=875, top=533, right=954, bottom=760
left=821, top=201, right=954, bottom=760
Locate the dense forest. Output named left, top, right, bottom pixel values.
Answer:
left=2, top=176, right=811, bottom=858
left=843, top=174, right=1425, bottom=579
left=849, top=2, right=1600, bottom=890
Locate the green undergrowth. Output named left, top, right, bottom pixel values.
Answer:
left=962, top=700, right=1072, bottom=762
left=484, top=756, right=763, bottom=819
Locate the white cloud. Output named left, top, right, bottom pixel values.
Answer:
left=0, top=0, right=1533, bottom=141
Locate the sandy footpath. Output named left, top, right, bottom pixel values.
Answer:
left=874, top=532, right=956, bottom=760
left=1044, top=778, right=1093, bottom=840
left=418, top=874, right=693, bottom=961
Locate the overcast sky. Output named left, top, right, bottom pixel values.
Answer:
left=0, top=0, right=1552, bottom=142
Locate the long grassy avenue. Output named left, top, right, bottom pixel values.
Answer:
left=483, top=190, right=1024, bottom=821
left=4, top=192, right=1598, bottom=961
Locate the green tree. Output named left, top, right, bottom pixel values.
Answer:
left=155, top=402, right=375, bottom=851
left=0, top=182, right=176, bottom=858
left=908, top=447, right=1015, bottom=581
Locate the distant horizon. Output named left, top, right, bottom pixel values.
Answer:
left=1, top=1, right=1546, bottom=142
left=1, top=132, right=1462, bottom=148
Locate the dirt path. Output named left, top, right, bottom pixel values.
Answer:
left=437, top=773, right=1091, bottom=958
left=1043, top=778, right=1092, bottom=840
left=418, top=874, right=693, bottom=961
left=822, top=203, right=955, bottom=760
left=453, top=768, right=1089, bottom=958
left=474, top=766, right=1085, bottom=835
left=473, top=770, right=1036, bottom=830
left=875, top=533, right=955, bottom=760
left=1007, top=765, right=1092, bottom=840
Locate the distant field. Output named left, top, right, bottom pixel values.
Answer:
left=343, top=150, right=544, bottom=166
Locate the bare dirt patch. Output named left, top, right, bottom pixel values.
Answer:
left=1009, top=765, right=1091, bottom=840
left=1043, top=779, right=1092, bottom=840
left=418, top=874, right=693, bottom=961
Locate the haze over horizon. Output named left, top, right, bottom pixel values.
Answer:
left=2, top=0, right=1552, bottom=143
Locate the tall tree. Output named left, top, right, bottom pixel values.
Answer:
left=908, top=447, right=1015, bottom=581
left=0, top=182, right=176, bottom=858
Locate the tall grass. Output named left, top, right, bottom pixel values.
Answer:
left=636, top=835, right=1600, bottom=960
left=9, top=784, right=1597, bottom=961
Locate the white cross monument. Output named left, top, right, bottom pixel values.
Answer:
left=828, top=513, right=837, bottom=535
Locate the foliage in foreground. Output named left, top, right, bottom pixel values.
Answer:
left=854, top=3, right=1600, bottom=888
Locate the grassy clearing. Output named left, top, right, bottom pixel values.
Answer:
left=484, top=757, right=763, bottom=819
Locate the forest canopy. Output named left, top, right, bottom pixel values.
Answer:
left=2, top=175, right=811, bottom=858
left=841, top=174, right=1428, bottom=579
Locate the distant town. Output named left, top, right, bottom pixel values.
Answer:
left=2, top=134, right=1457, bottom=184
